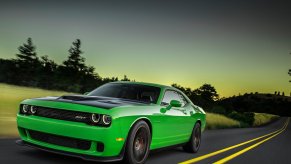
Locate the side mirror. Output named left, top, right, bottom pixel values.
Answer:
left=160, top=100, right=182, bottom=113
left=84, top=92, right=89, bottom=95
left=170, top=100, right=182, bottom=107
left=160, top=108, right=167, bottom=113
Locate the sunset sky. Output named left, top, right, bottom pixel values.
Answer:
left=0, top=0, right=290, bottom=97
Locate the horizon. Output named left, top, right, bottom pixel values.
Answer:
left=0, top=0, right=290, bottom=97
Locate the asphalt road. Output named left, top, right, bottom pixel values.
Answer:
left=0, top=118, right=290, bottom=164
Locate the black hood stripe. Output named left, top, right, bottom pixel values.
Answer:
left=34, top=95, right=147, bottom=109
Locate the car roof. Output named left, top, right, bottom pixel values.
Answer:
left=109, top=81, right=173, bottom=90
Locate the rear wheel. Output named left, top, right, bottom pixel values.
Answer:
left=124, top=121, right=151, bottom=164
left=183, top=122, right=201, bottom=153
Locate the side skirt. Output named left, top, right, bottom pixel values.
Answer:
left=150, top=143, right=187, bottom=154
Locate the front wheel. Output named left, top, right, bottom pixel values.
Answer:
left=124, top=121, right=151, bottom=164
left=183, top=122, right=201, bottom=153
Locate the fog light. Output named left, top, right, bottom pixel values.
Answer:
left=97, top=142, right=104, bottom=152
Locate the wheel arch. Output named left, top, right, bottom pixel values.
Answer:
left=117, top=117, right=153, bottom=161
left=129, top=117, right=153, bottom=136
left=196, top=119, right=202, bottom=126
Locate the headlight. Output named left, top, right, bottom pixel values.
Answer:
left=30, top=106, right=37, bottom=114
left=21, top=105, right=29, bottom=113
left=102, top=115, right=112, bottom=125
left=91, top=114, right=100, bottom=123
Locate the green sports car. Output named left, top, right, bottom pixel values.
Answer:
left=16, top=81, right=206, bottom=164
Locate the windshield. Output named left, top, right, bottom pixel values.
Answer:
left=88, top=83, right=161, bottom=104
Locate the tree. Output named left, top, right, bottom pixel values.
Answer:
left=59, top=39, right=87, bottom=92
left=15, top=38, right=41, bottom=86
left=38, top=55, right=58, bottom=89
left=121, top=75, right=130, bottom=81
left=289, top=52, right=291, bottom=82
left=41, top=55, right=57, bottom=71
left=16, top=38, right=38, bottom=63
left=289, top=69, right=291, bottom=82
left=171, top=83, right=193, bottom=98
left=194, top=84, right=219, bottom=101
left=63, top=39, right=85, bottom=71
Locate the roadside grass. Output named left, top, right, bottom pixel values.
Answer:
left=206, top=113, right=241, bottom=129
left=0, top=83, right=71, bottom=137
left=253, top=113, right=279, bottom=126
left=206, top=112, right=280, bottom=130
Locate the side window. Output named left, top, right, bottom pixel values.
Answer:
left=161, top=90, right=176, bottom=105
left=177, top=92, right=188, bottom=106
left=162, top=90, right=188, bottom=107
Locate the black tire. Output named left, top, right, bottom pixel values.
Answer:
left=124, top=121, right=151, bottom=164
left=183, top=122, right=201, bottom=153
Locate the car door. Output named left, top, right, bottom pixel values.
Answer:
left=171, top=91, right=195, bottom=138
left=157, top=90, right=193, bottom=146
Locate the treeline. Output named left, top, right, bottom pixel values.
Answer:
left=0, top=38, right=130, bottom=93
left=171, top=84, right=255, bottom=126
left=0, top=38, right=289, bottom=124
left=171, top=84, right=291, bottom=125
left=217, top=93, right=291, bottom=117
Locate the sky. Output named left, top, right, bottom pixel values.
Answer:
left=0, top=0, right=290, bottom=97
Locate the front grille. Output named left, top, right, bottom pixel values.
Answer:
left=29, top=130, right=91, bottom=150
left=33, top=106, right=91, bottom=123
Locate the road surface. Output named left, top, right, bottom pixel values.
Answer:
left=0, top=118, right=290, bottom=164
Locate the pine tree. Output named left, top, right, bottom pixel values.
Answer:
left=16, top=38, right=38, bottom=63
left=63, top=39, right=85, bottom=71
left=15, top=38, right=40, bottom=86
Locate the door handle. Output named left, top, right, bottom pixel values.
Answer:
left=190, top=111, right=195, bottom=116
left=181, top=109, right=187, bottom=115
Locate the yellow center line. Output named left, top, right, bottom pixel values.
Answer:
left=179, top=118, right=289, bottom=164
left=213, top=118, right=289, bottom=164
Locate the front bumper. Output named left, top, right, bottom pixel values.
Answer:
left=16, top=140, right=123, bottom=162
left=16, top=114, right=126, bottom=160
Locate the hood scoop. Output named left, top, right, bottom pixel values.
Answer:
left=58, top=95, right=105, bottom=101
left=58, top=95, right=87, bottom=101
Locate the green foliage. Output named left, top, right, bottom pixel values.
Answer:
left=121, top=75, right=130, bottom=81
left=209, top=105, right=227, bottom=115
left=0, top=38, right=126, bottom=93
left=218, top=93, right=291, bottom=117
left=209, top=105, right=255, bottom=126
left=227, top=111, right=254, bottom=126
left=171, top=83, right=218, bottom=110
left=289, top=52, right=291, bottom=82
left=0, top=37, right=287, bottom=119
left=206, top=113, right=241, bottom=129
left=16, top=37, right=38, bottom=62
left=253, top=113, right=279, bottom=126
left=195, top=84, right=219, bottom=101
left=63, top=39, right=85, bottom=71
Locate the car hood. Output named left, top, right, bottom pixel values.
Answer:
left=33, top=95, right=148, bottom=109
